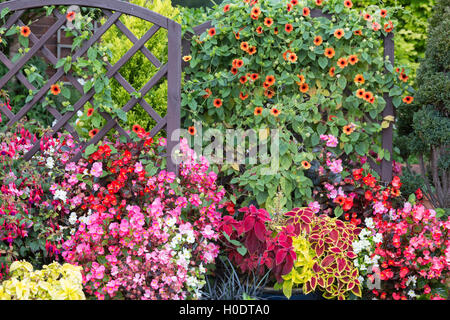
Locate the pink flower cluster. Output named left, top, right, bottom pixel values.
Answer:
left=61, top=137, right=225, bottom=300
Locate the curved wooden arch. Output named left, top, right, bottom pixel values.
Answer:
left=0, top=0, right=181, bottom=173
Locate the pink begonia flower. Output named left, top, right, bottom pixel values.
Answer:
left=372, top=22, right=381, bottom=31
left=90, top=162, right=103, bottom=178
left=308, top=201, right=320, bottom=214
left=189, top=194, right=202, bottom=207
left=328, top=159, right=343, bottom=174
left=134, top=161, right=144, bottom=173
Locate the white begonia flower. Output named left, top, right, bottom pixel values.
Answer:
left=365, top=217, right=374, bottom=229
left=186, top=233, right=195, bottom=244
left=77, top=110, right=83, bottom=117
left=199, top=264, right=206, bottom=274
left=166, top=217, right=176, bottom=227
left=406, top=275, right=417, bottom=287
left=68, top=212, right=77, bottom=225
left=54, top=189, right=67, bottom=202
left=407, top=290, right=417, bottom=298
left=373, top=233, right=383, bottom=244
left=46, top=157, right=55, bottom=169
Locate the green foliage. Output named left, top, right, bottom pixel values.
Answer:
left=356, top=0, right=435, bottom=82
left=182, top=0, right=411, bottom=212
left=101, top=0, right=181, bottom=132
left=396, top=0, right=450, bottom=209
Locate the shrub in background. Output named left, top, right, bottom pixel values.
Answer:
left=0, top=260, right=85, bottom=300
left=395, top=0, right=449, bottom=209
left=101, top=0, right=181, bottom=132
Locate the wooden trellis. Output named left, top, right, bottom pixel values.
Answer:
left=182, top=8, right=395, bottom=182
left=0, top=0, right=181, bottom=173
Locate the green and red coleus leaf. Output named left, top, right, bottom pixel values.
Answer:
left=321, top=254, right=335, bottom=268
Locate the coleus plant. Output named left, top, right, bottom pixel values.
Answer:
left=278, top=207, right=362, bottom=300
left=220, top=205, right=296, bottom=282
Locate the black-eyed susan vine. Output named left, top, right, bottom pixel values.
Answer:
left=181, top=0, right=415, bottom=212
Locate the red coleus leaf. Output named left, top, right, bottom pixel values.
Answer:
left=321, top=255, right=335, bottom=268
left=346, top=251, right=357, bottom=259
left=253, top=221, right=266, bottom=242
left=276, top=249, right=287, bottom=265
left=317, top=277, right=325, bottom=288
left=337, top=257, right=346, bottom=273
left=300, top=215, right=312, bottom=224
left=309, top=233, right=320, bottom=241
left=282, top=258, right=294, bottom=275
left=313, top=262, right=322, bottom=273
left=351, top=284, right=362, bottom=297
left=330, top=247, right=342, bottom=254
left=243, top=216, right=255, bottom=232
left=329, top=229, right=339, bottom=242
left=327, top=276, right=334, bottom=287
left=310, top=276, right=317, bottom=290
left=315, top=245, right=325, bottom=257
left=347, top=281, right=356, bottom=291
left=304, top=280, right=313, bottom=294
left=351, top=268, right=358, bottom=278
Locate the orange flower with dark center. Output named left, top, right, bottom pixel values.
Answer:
left=239, top=75, right=248, bottom=84
left=368, top=96, right=375, bottom=104
left=240, top=42, right=249, bottom=51
left=399, top=73, right=408, bottom=82
left=328, top=115, right=337, bottom=121
left=265, top=75, right=275, bottom=86
left=270, top=107, right=280, bottom=117
left=288, top=52, right=297, bottom=62
left=343, top=125, right=354, bottom=135
left=50, top=84, right=61, bottom=95
left=363, top=13, right=372, bottom=21
left=264, top=17, right=274, bottom=27
left=256, top=26, right=263, bottom=34
left=299, top=83, right=309, bottom=93
left=232, top=59, right=243, bottom=68
left=348, top=55, right=358, bottom=65
left=231, top=67, right=238, bottom=75
left=337, top=57, right=348, bottom=68
left=223, top=4, right=231, bottom=12
left=303, top=7, right=310, bottom=16
left=66, top=11, right=76, bottom=22
left=391, top=188, right=400, bottom=197
left=285, top=23, right=293, bottom=33
left=213, top=98, right=222, bottom=108
left=334, top=195, right=345, bottom=205
left=132, top=124, right=143, bottom=133
left=380, top=9, right=388, bottom=17
left=354, top=74, right=365, bottom=84
left=264, top=89, right=275, bottom=98
left=297, top=74, right=305, bottom=84
left=403, top=96, right=413, bottom=104
left=356, top=88, right=365, bottom=98
left=87, top=108, right=94, bottom=117
left=250, top=73, right=259, bottom=81
left=248, top=46, right=257, bottom=55
left=354, top=30, right=362, bottom=36
left=262, top=81, right=270, bottom=89
left=363, top=91, right=373, bottom=101
left=291, top=0, right=299, bottom=5
left=188, top=126, right=196, bottom=135
left=287, top=3, right=293, bottom=12
left=316, top=0, right=323, bottom=5
left=251, top=7, right=261, bottom=18
left=313, top=35, right=323, bottom=46
left=182, top=55, right=192, bottom=62
left=234, top=31, right=240, bottom=40
left=334, top=29, right=344, bottom=39
left=20, top=26, right=31, bottom=37
left=239, top=92, right=249, bottom=100
left=301, top=161, right=311, bottom=169
left=89, top=129, right=99, bottom=138
left=254, top=107, right=263, bottom=116
left=324, top=47, right=335, bottom=58
left=283, top=50, right=292, bottom=61
left=329, top=67, right=335, bottom=77
left=274, top=27, right=279, bottom=35
left=344, top=0, right=353, bottom=8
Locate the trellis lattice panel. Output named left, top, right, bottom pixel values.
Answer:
left=0, top=0, right=181, bottom=173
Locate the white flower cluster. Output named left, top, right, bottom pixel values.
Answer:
left=352, top=225, right=380, bottom=274
left=53, top=189, right=67, bottom=202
